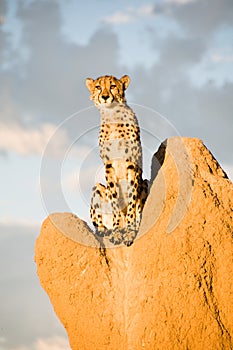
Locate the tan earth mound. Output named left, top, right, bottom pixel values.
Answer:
left=35, top=137, right=233, bottom=350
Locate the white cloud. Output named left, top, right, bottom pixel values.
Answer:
left=211, top=53, right=233, bottom=63
left=104, top=12, right=132, bottom=24
left=0, top=122, right=69, bottom=156
left=0, top=217, right=40, bottom=229
left=132, top=4, right=155, bottom=16
left=165, top=0, right=195, bottom=4
left=103, top=5, right=155, bottom=24
left=33, top=336, right=70, bottom=350
left=4, top=336, right=70, bottom=350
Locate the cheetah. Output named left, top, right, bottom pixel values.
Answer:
left=86, top=75, right=148, bottom=246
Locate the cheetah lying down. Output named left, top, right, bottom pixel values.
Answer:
left=86, top=75, right=148, bottom=246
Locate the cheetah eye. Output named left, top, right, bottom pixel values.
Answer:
left=95, top=85, right=101, bottom=90
left=110, top=84, right=117, bottom=89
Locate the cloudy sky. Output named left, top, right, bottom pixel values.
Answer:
left=0, top=0, right=233, bottom=348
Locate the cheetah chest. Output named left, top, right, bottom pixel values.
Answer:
left=98, top=104, right=142, bottom=169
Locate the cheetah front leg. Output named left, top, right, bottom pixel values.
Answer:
left=105, top=162, right=122, bottom=229
left=123, top=163, right=141, bottom=245
left=105, top=161, right=130, bottom=244
left=90, top=183, right=112, bottom=235
left=124, top=167, right=149, bottom=246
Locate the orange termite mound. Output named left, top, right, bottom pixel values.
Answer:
left=35, top=137, right=233, bottom=350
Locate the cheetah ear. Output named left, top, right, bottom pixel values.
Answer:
left=86, top=78, right=94, bottom=92
left=120, top=75, right=130, bottom=90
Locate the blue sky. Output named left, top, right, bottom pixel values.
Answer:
left=0, top=0, right=233, bottom=349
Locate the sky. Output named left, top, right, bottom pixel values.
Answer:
left=0, top=0, right=233, bottom=348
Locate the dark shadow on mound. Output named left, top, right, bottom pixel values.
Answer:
left=150, top=139, right=167, bottom=184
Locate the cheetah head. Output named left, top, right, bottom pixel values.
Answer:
left=86, top=75, right=130, bottom=107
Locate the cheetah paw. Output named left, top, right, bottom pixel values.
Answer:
left=123, top=229, right=137, bottom=247
left=108, top=228, right=125, bottom=245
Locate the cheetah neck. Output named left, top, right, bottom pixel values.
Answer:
left=98, top=102, right=139, bottom=126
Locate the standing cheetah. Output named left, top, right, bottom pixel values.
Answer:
left=86, top=75, right=148, bottom=246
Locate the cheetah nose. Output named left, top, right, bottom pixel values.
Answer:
left=102, top=95, right=110, bottom=101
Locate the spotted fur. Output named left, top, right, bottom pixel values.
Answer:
left=86, top=75, right=148, bottom=246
